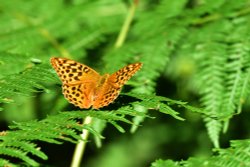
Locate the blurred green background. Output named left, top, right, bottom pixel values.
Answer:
left=0, top=0, right=250, bottom=166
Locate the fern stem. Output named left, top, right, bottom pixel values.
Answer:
left=38, top=28, right=72, bottom=58
left=70, top=2, right=138, bottom=165
left=70, top=116, right=93, bottom=167
left=71, top=1, right=138, bottom=166
left=114, top=0, right=138, bottom=48
left=12, top=12, right=71, bottom=58
left=191, top=13, right=221, bottom=25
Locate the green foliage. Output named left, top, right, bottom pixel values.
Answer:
left=0, top=95, right=191, bottom=166
left=0, top=0, right=249, bottom=166
left=0, top=110, right=140, bottom=166
left=151, top=140, right=250, bottom=167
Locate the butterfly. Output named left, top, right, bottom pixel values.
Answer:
left=50, top=57, right=142, bottom=109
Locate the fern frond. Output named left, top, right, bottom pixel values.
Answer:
left=0, top=63, right=56, bottom=106
left=150, top=139, right=250, bottom=167
left=195, top=40, right=226, bottom=147
left=220, top=42, right=250, bottom=132
left=0, top=158, right=17, bottom=167
left=0, top=108, right=146, bottom=166
left=101, top=0, right=189, bottom=131
left=190, top=8, right=250, bottom=146
left=151, top=159, right=180, bottom=167
left=126, top=93, right=207, bottom=121
left=215, top=139, right=250, bottom=167
left=1, top=140, right=46, bottom=159
left=0, top=147, right=40, bottom=166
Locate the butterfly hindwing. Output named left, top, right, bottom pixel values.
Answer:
left=93, top=81, right=121, bottom=109
left=62, top=83, right=96, bottom=109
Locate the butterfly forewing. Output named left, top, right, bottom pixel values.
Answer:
left=108, top=62, right=142, bottom=87
left=50, top=57, right=100, bottom=85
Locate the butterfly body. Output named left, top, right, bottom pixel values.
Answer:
left=50, top=57, right=142, bottom=109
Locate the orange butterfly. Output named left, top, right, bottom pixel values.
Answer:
left=50, top=57, right=142, bottom=109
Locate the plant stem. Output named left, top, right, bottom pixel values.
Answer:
left=71, top=1, right=139, bottom=166
left=70, top=116, right=93, bottom=167
left=38, top=28, right=71, bottom=58
left=12, top=12, right=71, bottom=58
left=115, top=0, right=139, bottom=48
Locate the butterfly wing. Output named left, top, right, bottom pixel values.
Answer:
left=50, top=57, right=101, bottom=108
left=93, top=62, right=142, bottom=109
left=108, top=62, right=143, bottom=87
left=50, top=57, right=100, bottom=85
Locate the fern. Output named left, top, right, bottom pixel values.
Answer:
left=0, top=63, right=55, bottom=105
left=156, top=0, right=250, bottom=149
left=0, top=109, right=143, bottom=166
left=0, top=0, right=250, bottom=166
left=102, top=1, right=188, bottom=131
left=191, top=11, right=250, bottom=147
left=0, top=95, right=192, bottom=166
left=151, top=139, right=250, bottom=167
